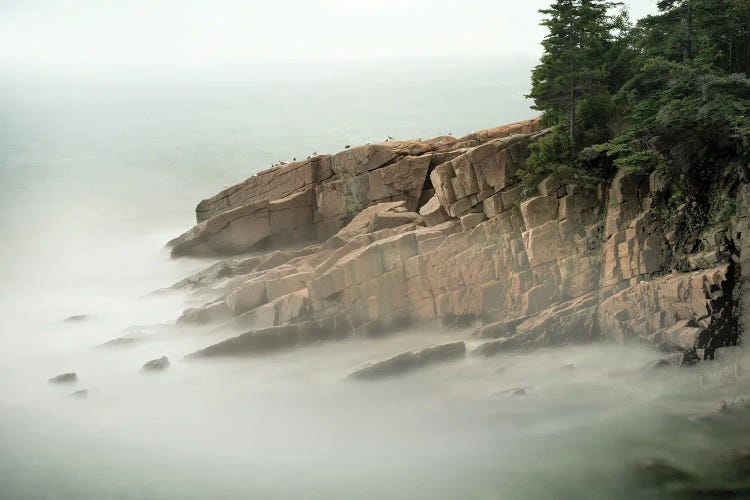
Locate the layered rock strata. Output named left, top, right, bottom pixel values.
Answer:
left=168, top=118, right=741, bottom=360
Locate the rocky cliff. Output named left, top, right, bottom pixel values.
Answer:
left=167, top=118, right=743, bottom=362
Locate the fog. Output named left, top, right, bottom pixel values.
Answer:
left=0, top=0, right=660, bottom=69
left=4, top=0, right=749, bottom=498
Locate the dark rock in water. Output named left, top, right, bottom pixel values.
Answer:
left=647, top=354, right=682, bottom=371
left=70, top=389, right=88, bottom=399
left=64, top=314, right=89, bottom=322
left=441, top=313, right=477, bottom=330
left=142, top=356, right=170, bottom=371
left=349, top=342, right=466, bottom=380
left=512, top=388, right=527, bottom=396
left=473, top=317, right=525, bottom=339
left=681, top=347, right=701, bottom=366
left=631, top=458, right=695, bottom=486
left=561, top=363, right=575, bottom=371
left=48, top=372, right=77, bottom=384
left=187, top=315, right=353, bottom=358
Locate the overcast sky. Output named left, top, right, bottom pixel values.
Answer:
left=0, top=0, right=660, bottom=69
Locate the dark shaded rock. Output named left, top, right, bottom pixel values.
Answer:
left=70, top=389, right=88, bottom=399
left=441, top=313, right=478, bottom=330
left=48, top=372, right=77, bottom=384
left=512, top=388, right=527, bottom=396
left=64, top=314, right=89, bottom=322
left=349, top=342, right=466, bottom=380
left=647, top=354, right=682, bottom=371
left=474, top=317, right=524, bottom=339
left=631, top=458, right=695, bottom=486
left=142, top=356, right=170, bottom=371
left=562, top=363, right=576, bottom=371
left=681, top=347, right=702, bottom=366
left=188, top=315, right=353, bottom=358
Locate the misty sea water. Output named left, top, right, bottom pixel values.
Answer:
left=2, top=58, right=749, bottom=500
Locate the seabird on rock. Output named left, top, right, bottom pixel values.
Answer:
left=388, top=135, right=394, bottom=140
left=345, top=145, right=350, bottom=149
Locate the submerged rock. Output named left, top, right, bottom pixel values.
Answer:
left=630, top=458, right=695, bottom=486
left=100, top=336, right=140, bottom=347
left=48, top=372, right=77, bottom=384
left=349, top=342, right=466, bottom=380
left=63, top=314, right=89, bottom=322
left=70, top=389, right=88, bottom=399
left=142, top=356, right=170, bottom=371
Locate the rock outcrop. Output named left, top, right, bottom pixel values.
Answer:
left=349, top=342, right=466, bottom=379
left=168, top=117, right=742, bottom=360
left=167, top=119, right=541, bottom=257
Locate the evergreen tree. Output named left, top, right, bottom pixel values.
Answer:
left=523, top=0, right=626, bottom=188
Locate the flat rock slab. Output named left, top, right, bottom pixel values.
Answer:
left=349, top=341, right=466, bottom=380
left=187, top=315, right=353, bottom=358
left=49, top=372, right=77, bottom=384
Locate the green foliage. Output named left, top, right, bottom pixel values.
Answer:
left=523, top=0, right=750, bottom=242
left=522, top=0, right=632, bottom=188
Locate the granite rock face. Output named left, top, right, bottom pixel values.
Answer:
left=168, top=119, right=541, bottom=257
left=169, top=118, right=741, bottom=359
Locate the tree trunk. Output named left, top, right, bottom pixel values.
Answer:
left=569, top=85, right=576, bottom=157
left=685, top=0, right=693, bottom=61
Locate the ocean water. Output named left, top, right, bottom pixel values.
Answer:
left=1, top=58, right=749, bottom=499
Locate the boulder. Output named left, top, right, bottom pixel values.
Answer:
left=519, top=195, right=557, bottom=229
left=367, top=211, right=421, bottom=232
left=460, top=212, right=486, bottom=231
left=142, top=356, right=170, bottom=371
left=349, top=342, right=466, bottom=380
left=419, top=196, right=451, bottom=226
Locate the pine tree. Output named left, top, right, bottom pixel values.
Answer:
left=528, top=1, right=622, bottom=152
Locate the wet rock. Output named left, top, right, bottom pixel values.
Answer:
left=70, top=389, right=88, bottom=399
left=681, top=347, right=701, bottom=366
left=630, top=458, right=695, bottom=486
left=349, top=342, right=466, bottom=380
left=511, top=387, right=526, bottom=396
left=48, top=372, right=77, bottom=384
left=188, top=315, right=353, bottom=358
left=142, top=356, right=170, bottom=371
